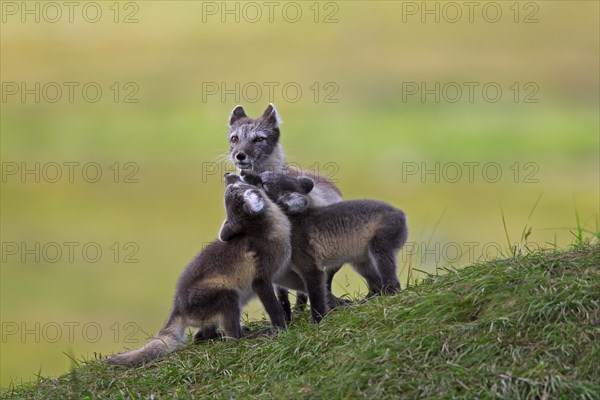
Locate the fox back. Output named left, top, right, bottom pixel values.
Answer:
left=290, top=200, right=406, bottom=268
left=242, top=170, right=408, bottom=296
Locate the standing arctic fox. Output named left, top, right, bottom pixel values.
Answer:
left=107, top=173, right=291, bottom=365
left=227, top=103, right=341, bottom=206
left=227, top=104, right=347, bottom=313
left=242, top=170, right=408, bottom=323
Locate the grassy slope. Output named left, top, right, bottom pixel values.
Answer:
left=2, top=243, right=599, bottom=400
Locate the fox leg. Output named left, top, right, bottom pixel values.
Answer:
left=325, top=264, right=354, bottom=308
left=220, top=305, right=243, bottom=339
left=369, top=212, right=407, bottom=295
left=254, top=279, right=287, bottom=330
left=295, top=291, right=308, bottom=311
left=193, top=325, right=218, bottom=342
left=370, top=248, right=401, bottom=295
left=301, top=267, right=329, bottom=323
left=276, top=286, right=293, bottom=324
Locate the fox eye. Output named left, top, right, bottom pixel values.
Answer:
left=230, top=135, right=238, bottom=144
left=254, top=137, right=265, bottom=143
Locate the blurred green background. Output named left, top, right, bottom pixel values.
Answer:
left=1, top=1, right=598, bottom=387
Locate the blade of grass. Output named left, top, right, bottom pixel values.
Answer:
left=520, top=193, right=543, bottom=244
left=500, top=208, right=515, bottom=257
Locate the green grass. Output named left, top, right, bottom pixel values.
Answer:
left=1, top=0, right=598, bottom=387
left=3, top=242, right=598, bottom=399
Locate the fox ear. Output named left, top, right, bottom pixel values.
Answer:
left=243, top=190, right=265, bottom=214
left=262, top=103, right=282, bottom=127
left=224, top=173, right=241, bottom=186
left=298, top=177, right=314, bottom=194
left=240, top=170, right=262, bottom=186
left=279, top=193, right=309, bottom=214
left=229, top=105, right=247, bottom=127
left=218, top=220, right=239, bottom=241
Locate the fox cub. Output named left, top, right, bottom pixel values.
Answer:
left=242, top=170, right=408, bottom=323
left=227, top=103, right=347, bottom=315
left=107, top=173, right=291, bottom=365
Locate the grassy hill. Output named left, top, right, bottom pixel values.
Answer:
left=2, top=1, right=598, bottom=385
left=2, top=242, right=598, bottom=399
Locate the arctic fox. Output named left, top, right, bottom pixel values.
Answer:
left=227, top=104, right=348, bottom=315
left=242, top=170, right=408, bottom=322
left=107, top=173, right=291, bottom=365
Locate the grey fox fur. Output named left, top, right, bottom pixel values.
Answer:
left=107, top=173, right=291, bottom=365
left=241, top=170, right=408, bottom=323
left=227, top=103, right=347, bottom=316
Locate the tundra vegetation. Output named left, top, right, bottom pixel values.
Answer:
left=1, top=1, right=597, bottom=389
left=2, top=241, right=598, bottom=399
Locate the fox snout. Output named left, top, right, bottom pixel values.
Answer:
left=234, top=151, right=247, bottom=162
left=232, top=149, right=253, bottom=169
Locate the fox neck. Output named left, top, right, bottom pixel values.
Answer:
left=264, top=144, right=287, bottom=172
